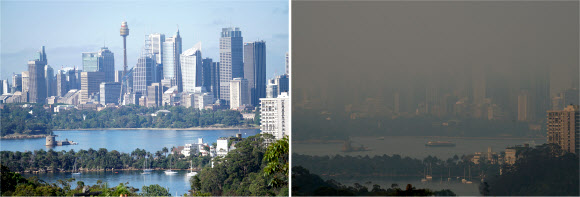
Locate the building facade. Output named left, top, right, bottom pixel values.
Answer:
left=243, top=41, right=266, bottom=107
left=100, top=82, right=121, bottom=105
left=547, top=105, right=579, bottom=154
left=162, top=30, right=182, bottom=92
left=181, top=43, right=202, bottom=93
left=80, top=72, right=105, bottom=104
left=133, top=54, right=155, bottom=94
left=230, top=78, right=249, bottom=109
left=219, top=27, right=243, bottom=102
left=260, top=92, right=290, bottom=140
left=28, top=60, right=47, bottom=103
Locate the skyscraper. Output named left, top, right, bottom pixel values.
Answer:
left=82, top=47, right=115, bottom=82
left=518, top=90, right=530, bottom=122
left=244, top=41, right=266, bottom=107
left=12, top=73, right=22, bottom=92
left=547, top=105, right=579, bottom=154
left=133, top=55, right=155, bottom=95
left=285, top=52, right=289, bottom=75
left=21, top=71, right=29, bottom=93
left=45, top=65, right=55, bottom=97
left=181, top=42, right=202, bottom=93
left=229, top=78, right=249, bottom=109
left=201, top=58, right=212, bottom=93
left=162, top=29, right=182, bottom=92
left=100, top=82, right=121, bottom=105
left=28, top=60, right=47, bottom=103
left=219, top=27, right=243, bottom=101
left=211, top=62, right=220, bottom=100
left=149, top=33, right=165, bottom=65
left=80, top=72, right=105, bottom=104
left=56, top=70, right=68, bottom=97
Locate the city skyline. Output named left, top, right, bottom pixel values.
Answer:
left=0, top=0, right=289, bottom=80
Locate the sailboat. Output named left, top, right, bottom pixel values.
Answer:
left=447, top=167, right=451, bottom=182
left=164, top=154, right=177, bottom=175
left=461, top=168, right=467, bottom=183
left=425, top=163, right=433, bottom=180
left=421, top=166, right=427, bottom=182
left=72, top=158, right=81, bottom=175
left=142, top=156, right=153, bottom=174
left=186, top=160, right=197, bottom=177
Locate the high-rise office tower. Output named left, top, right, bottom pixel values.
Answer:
left=28, top=60, right=47, bottom=103
left=82, top=47, right=115, bottom=82
left=115, top=70, right=123, bottom=83
left=12, top=73, right=22, bottom=92
left=285, top=52, right=289, bottom=75
left=229, top=78, right=250, bottom=109
left=149, top=33, right=165, bottom=65
left=162, top=29, right=182, bottom=92
left=100, top=82, right=121, bottom=105
left=244, top=41, right=266, bottom=107
left=518, top=90, right=530, bottom=121
left=45, top=65, right=55, bottom=97
left=219, top=27, right=243, bottom=101
left=36, top=46, right=47, bottom=65
left=1, top=80, right=9, bottom=95
left=531, top=71, right=550, bottom=121
left=275, top=74, right=289, bottom=94
left=80, top=72, right=105, bottom=104
left=133, top=54, right=155, bottom=95
left=201, top=58, right=212, bottom=93
left=181, top=42, right=202, bottom=93
left=211, top=62, right=220, bottom=100
left=21, top=71, right=29, bottom=93
left=147, top=83, right=165, bottom=107
left=266, top=79, right=279, bottom=98
left=56, top=71, right=68, bottom=97
left=547, top=105, right=579, bottom=154
left=260, top=92, right=290, bottom=140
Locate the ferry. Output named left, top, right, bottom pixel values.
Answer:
left=425, top=141, right=456, bottom=147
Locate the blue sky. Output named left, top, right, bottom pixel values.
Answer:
left=1, top=0, right=289, bottom=80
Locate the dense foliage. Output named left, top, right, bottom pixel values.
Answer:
left=1, top=104, right=252, bottom=136
left=190, top=134, right=289, bottom=196
left=481, top=144, right=579, bottom=196
left=1, top=165, right=140, bottom=196
left=0, top=148, right=211, bottom=173
left=292, top=166, right=456, bottom=196
left=293, top=153, right=499, bottom=180
left=140, top=184, right=171, bottom=196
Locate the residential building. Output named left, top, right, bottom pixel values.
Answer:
left=547, top=105, right=579, bottom=154
left=260, top=92, right=290, bottom=140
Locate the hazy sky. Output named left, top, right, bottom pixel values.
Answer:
left=1, top=0, right=289, bottom=80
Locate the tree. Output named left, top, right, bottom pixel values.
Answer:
left=263, top=136, right=289, bottom=188
left=141, top=184, right=171, bottom=196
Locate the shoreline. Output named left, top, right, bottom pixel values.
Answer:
left=18, top=167, right=200, bottom=174
left=54, top=126, right=259, bottom=131
left=293, top=135, right=546, bottom=144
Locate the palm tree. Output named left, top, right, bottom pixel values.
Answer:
left=162, top=147, right=168, bottom=157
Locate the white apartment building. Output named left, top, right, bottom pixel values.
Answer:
left=259, top=92, right=290, bottom=140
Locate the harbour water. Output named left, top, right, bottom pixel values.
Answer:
left=0, top=129, right=261, bottom=153
left=293, top=136, right=545, bottom=159
left=1, top=128, right=261, bottom=195
left=22, top=170, right=194, bottom=196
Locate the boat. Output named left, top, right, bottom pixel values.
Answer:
left=164, top=154, right=177, bottom=175
left=465, top=165, right=473, bottom=184
left=72, top=158, right=81, bottom=175
left=425, top=163, right=432, bottom=180
left=377, top=137, right=385, bottom=140
left=341, top=139, right=371, bottom=152
left=142, top=156, right=153, bottom=174
left=425, top=141, right=456, bottom=147
left=186, top=160, right=197, bottom=177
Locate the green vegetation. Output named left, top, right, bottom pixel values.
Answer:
left=292, top=166, right=456, bottom=196
left=0, top=148, right=211, bottom=173
left=140, top=184, right=171, bottom=196
left=1, top=104, right=255, bottom=137
left=1, top=165, right=140, bottom=196
left=293, top=153, right=499, bottom=180
left=481, top=144, right=579, bottom=196
left=190, top=134, right=288, bottom=196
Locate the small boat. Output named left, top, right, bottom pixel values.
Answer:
left=377, top=137, right=385, bottom=140
left=425, top=141, right=456, bottom=147
left=421, top=178, right=427, bottom=182
left=143, top=156, right=153, bottom=173
left=186, top=160, right=197, bottom=177
left=165, top=154, right=178, bottom=175
left=72, top=158, right=81, bottom=175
